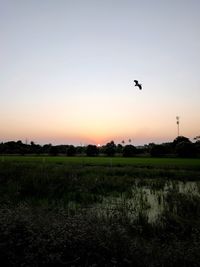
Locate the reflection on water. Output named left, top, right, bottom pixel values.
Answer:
left=92, top=180, right=200, bottom=222
left=142, top=180, right=200, bottom=221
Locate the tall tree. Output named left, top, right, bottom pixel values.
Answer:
left=86, top=145, right=99, bottom=156
left=104, top=141, right=116, bottom=157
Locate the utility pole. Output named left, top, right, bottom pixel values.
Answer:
left=176, top=116, right=180, bottom=137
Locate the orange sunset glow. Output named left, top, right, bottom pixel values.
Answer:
left=1, top=1, right=200, bottom=146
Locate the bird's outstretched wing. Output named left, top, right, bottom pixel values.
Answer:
left=133, top=80, right=142, bottom=89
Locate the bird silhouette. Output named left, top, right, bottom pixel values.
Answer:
left=134, top=80, right=142, bottom=90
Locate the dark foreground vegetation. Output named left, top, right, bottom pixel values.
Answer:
left=1, top=156, right=200, bottom=266
left=1, top=201, right=200, bottom=267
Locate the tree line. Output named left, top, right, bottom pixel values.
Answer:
left=0, top=136, right=200, bottom=157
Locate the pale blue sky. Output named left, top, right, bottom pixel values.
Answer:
left=1, top=0, right=200, bottom=145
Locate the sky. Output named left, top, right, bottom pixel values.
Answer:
left=1, top=0, right=200, bottom=146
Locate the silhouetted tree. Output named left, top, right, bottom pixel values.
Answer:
left=49, top=146, right=59, bottom=156
left=57, top=145, right=68, bottom=154
left=194, top=135, right=200, bottom=141
left=42, top=144, right=52, bottom=154
left=123, top=145, right=137, bottom=157
left=0, top=143, right=4, bottom=154
left=2, top=140, right=27, bottom=155
left=150, top=144, right=168, bottom=157
left=116, top=144, right=123, bottom=154
left=30, top=141, right=41, bottom=155
left=147, top=143, right=156, bottom=152
left=86, top=145, right=99, bottom=156
left=194, top=140, right=200, bottom=156
left=15, top=141, right=24, bottom=155
left=173, top=136, right=191, bottom=147
left=76, top=146, right=86, bottom=155
left=175, top=141, right=197, bottom=158
left=104, top=141, right=116, bottom=157
left=67, top=145, right=76, bottom=156
left=5, top=141, right=19, bottom=153
left=171, top=136, right=197, bottom=157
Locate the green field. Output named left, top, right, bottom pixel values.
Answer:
left=2, top=155, right=200, bottom=167
left=1, top=156, right=200, bottom=266
left=1, top=156, right=200, bottom=204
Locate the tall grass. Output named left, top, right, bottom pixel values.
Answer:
left=1, top=158, right=200, bottom=205
left=1, top=156, right=200, bottom=266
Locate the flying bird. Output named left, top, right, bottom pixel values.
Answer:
left=134, top=80, right=142, bottom=90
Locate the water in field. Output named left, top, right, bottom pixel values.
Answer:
left=90, top=180, right=200, bottom=222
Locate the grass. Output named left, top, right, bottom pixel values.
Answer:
left=1, top=156, right=200, bottom=266
left=2, top=155, right=200, bottom=168
left=1, top=156, right=200, bottom=206
left=1, top=202, right=200, bottom=267
left=0, top=156, right=200, bottom=208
